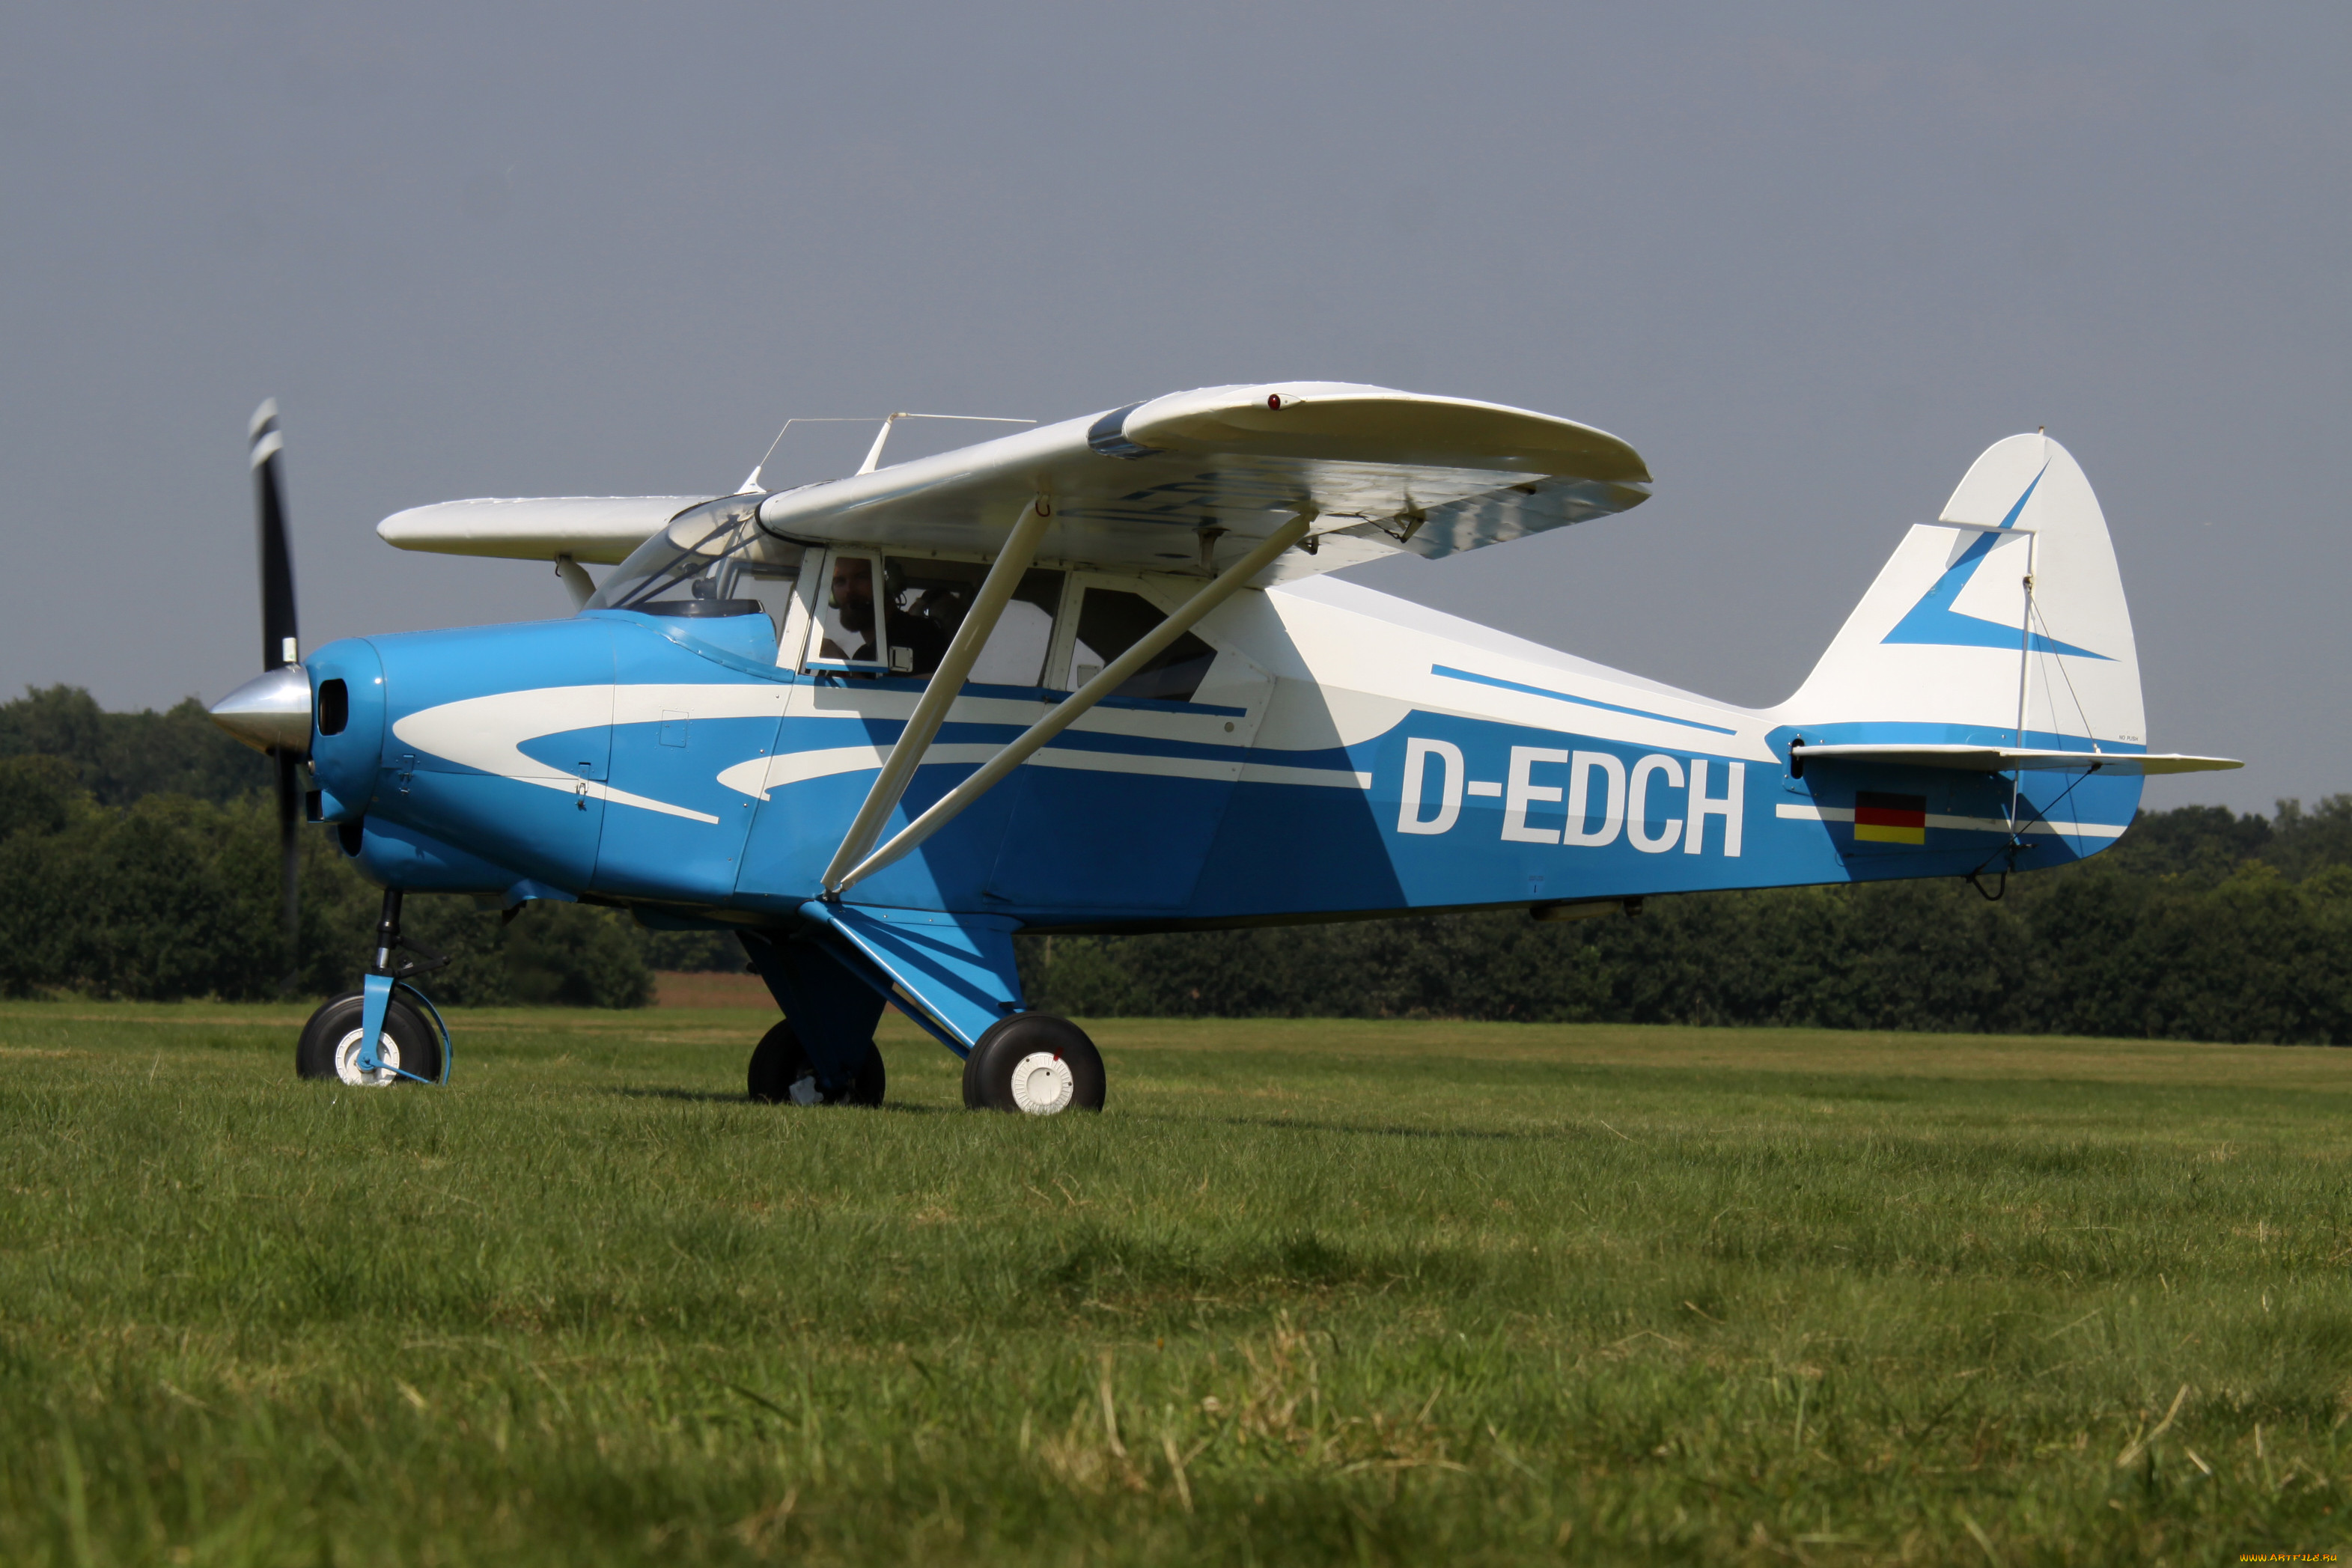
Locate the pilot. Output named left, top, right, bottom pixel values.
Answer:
left=824, top=556, right=949, bottom=676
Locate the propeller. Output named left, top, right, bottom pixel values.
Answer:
left=210, top=400, right=311, bottom=989
left=255, top=400, right=303, bottom=985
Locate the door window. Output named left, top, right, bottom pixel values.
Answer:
left=1070, top=588, right=1217, bottom=703
left=812, top=552, right=1064, bottom=683
left=883, top=558, right=1064, bottom=686
left=811, top=552, right=889, bottom=673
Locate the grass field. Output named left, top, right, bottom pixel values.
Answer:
left=1, top=1002, right=2348, bottom=1566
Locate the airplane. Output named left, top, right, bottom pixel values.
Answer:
left=207, top=383, right=2239, bottom=1111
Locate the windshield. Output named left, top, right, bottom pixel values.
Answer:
left=585, top=496, right=802, bottom=620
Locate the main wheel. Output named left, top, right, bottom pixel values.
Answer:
left=747, top=1022, right=885, bottom=1106
left=961, top=1013, right=1104, bottom=1114
left=296, top=989, right=442, bottom=1086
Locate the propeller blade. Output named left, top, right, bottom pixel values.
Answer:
left=251, top=398, right=302, bottom=984
left=252, top=400, right=298, bottom=671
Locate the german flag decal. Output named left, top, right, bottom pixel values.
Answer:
left=1853, top=791, right=1928, bottom=845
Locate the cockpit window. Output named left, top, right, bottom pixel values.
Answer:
left=584, top=497, right=802, bottom=626
left=1071, top=588, right=1218, bottom=702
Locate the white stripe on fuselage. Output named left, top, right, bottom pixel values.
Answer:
left=713, top=741, right=1370, bottom=800
left=389, top=686, right=723, bottom=823
left=393, top=683, right=1367, bottom=823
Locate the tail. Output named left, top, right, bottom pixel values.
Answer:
left=1779, top=433, right=2144, bottom=754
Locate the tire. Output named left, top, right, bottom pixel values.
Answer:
left=747, top=1021, right=884, bottom=1106
left=961, top=1013, right=1104, bottom=1115
left=296, top=989, right=442, bottom=1086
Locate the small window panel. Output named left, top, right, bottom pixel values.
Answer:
left=736, top=562, right=801, bottom=647
left=1070, top=587, right=1218, bottom=704
left=772, top=566, right=815, bottom=669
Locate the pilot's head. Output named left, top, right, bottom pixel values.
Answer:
left=830, top=556, right=874, bottom=632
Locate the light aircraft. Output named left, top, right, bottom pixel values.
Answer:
left=208, top=384, right=2238, bottom=1111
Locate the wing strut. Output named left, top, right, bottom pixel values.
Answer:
left=830, top=510, right=1314, bottom=897
left=820, top=495, right=1055, bottom=893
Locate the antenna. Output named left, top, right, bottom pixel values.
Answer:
left=737, top=417, right=880, bottom=493
left=857, top=412, right=1035, bottom=477
left=740, top=412, right=1038, bottom=491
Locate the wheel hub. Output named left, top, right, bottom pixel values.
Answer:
left=1008, top=1051, right=1076, bottom=1115
left=331, top=1028, right=401, bottom=1087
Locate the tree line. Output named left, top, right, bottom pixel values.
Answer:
left=4, top=684, right=2345, bottom=1042
left=1020, top=802, right=2352, bottom=1043
left=0, top=686, right=733, bottom=1006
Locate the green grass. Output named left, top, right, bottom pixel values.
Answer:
left=2, top=1004, right=2348, bottom=1566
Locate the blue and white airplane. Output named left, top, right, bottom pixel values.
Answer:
left=209, top=384, right=2237, bottom=1111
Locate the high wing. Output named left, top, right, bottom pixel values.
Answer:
left=756, top=382, right=1650, bottom=579
left=375, top=382, right=1651, bottom=580
left=378, top=495, right=717, bottom=566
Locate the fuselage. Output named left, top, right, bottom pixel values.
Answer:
left=302, top=558, right=2139, bottom=933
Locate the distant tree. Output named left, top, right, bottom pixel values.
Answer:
left=2264, top=796, right=2352, bottom=882
left=641, top=927, right=746, bottom=973
left=0, top=697, right=665, bottom=1006
left=0, top=685, right=272, bottom=806
left=0, top=754, right=91, bottom=841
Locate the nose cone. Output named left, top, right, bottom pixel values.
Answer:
left=209, top=665, right=312, bottom=754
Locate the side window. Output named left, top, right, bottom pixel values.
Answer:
left=812, top=552, right=888, bottom=672
left=1072, top=588, right=1216, bottom=704
left=811, top=552, right=1065, bottom=683
left=737, top=559, right=800, bottom=643
left=884, top=558, right=1064, bottom=686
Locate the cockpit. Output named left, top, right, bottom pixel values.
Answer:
left=584, top=495, right=802, bottom=624
left=583, top=495, right=1224, bottom=703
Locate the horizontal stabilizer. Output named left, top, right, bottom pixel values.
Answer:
left=1791, top=743, right=2240, bottom=776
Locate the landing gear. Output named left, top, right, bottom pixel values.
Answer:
left=962, top=1013, right=1105, bottom=1115
left=297, top=989, right=442, bottom=1085
left=298, top=888, right=451, bottom=1086
left=735, top=927, right=1085, bottom=1113
left=747, top=1021, right=885, bottom=1106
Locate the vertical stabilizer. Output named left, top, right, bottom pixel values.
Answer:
left=1778, top=435, right=2144, bottom=753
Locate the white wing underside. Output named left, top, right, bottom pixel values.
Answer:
left=376, top=382, right=1652, bottom=580
left=375, top=494, right=716, bottom=567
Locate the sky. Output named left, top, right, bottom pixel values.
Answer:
left=3, top=1, right=2344, bottom=813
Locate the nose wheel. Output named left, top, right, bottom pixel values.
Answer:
left=295, top=889, right=453, bottom=1086
left=962, top=1014, right=1104, bottom=1114
left=297, top=988, right=445, bottom=1086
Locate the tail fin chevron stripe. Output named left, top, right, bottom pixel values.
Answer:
left=1880, top=512, right=2111, bottom=660
left=1777, top=433, right=2145, bottom=757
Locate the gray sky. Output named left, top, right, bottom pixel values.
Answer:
left=4, top=2, right=2343, bottom=813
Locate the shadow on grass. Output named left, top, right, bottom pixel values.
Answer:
left=600, top=1093, right=1606, bottom=1135
left=609, top=1087, right=744, bottom=1105
left=606, top=1086, right=956, bottom=1114
left=1038, top=1220, right=1488, bottom=1308
left=1118, top=1110, right=1596, bottom=1145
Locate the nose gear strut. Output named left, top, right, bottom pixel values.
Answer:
left=344, top=888, right=454, bottom=1087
